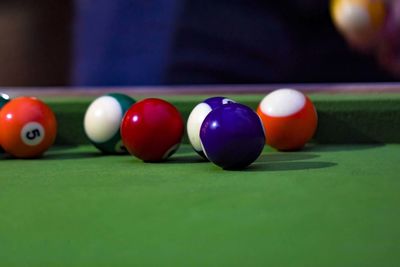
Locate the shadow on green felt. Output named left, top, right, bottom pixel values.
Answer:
left=0, top=151, right=109, bottom=160
left=202, top=151, right=335, bottom=172
left=246, top=152, right=336, bottom=172
left=257, top=153, right=320, bottom=162
left=0, top=145, right=98, bottom=160
left=303, top=143, right=385, bottom=153
left=115, top=152, right=336, bottom=172
left=246, top=161, right=337, bottom=172
left=42, top=151, right=109, bottom=160
left=121, top=154, right=208, bottom=165
left=164, top=154, right=208, bottom=164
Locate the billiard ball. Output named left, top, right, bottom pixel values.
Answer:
left=121, top=98, right=184, bottom=162
left=0, top=93, right=10, bottom=108
left=200, top=103, right=265, bottom=170
left=0, top=97, right=57, bottom=158
left=84, top=93, right=136, bottom=154
left=187, top=96, right=235, bottom=157
left=0, top=93, right=10, bottom=153
left=330, top=0, right=386, bottom=49
left=257, top=88, right=317, bottom=151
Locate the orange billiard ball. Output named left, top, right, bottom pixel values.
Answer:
left=330, top=0, right=386, bottom=49
left=257, top=89, right=318, bottom=151
left=0, top=97, right=57, bottom=158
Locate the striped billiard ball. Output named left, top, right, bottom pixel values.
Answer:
left=187, top=96, right=235, bottom=158
left=84, top=93, right=136, bottom=154
left=0, top=93, right=10, bottom=153
left=330, top=0, right=386, bottom=48
left=0, top=93, right=9, bottom=108
left=200, top=103, right=265, bottom=170
left=257, top=88, right=318, bottom=151
left=0, top=97, right=57, bottom=158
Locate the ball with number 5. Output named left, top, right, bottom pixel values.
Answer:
left=0, top=97, right=57, bottom=158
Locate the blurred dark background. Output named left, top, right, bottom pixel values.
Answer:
left=0, top=0, right=397, bottom=87
left=0, top=0, right=72, bottom=86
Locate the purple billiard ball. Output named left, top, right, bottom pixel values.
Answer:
left=200, top=103, right=265, bottom=170
left=187, top=96, right=235, bottom=158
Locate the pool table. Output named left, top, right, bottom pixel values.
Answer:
left=1, top=83, right=400, bottom=267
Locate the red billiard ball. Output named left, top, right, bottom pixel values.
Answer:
left=257, top=88, right=317, bottom=151
left=0, top=97, right=57, bottom=158
left=120, top=98, right=184, bottom=162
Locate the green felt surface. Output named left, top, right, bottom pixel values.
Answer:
left=1, top=144, right=400, bottom=266
left=45, top=93, right=400, bottom=145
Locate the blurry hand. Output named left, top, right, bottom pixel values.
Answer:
left=377, top=0, right=400, bottom=76
left=331, top=0, right=400, bottom=77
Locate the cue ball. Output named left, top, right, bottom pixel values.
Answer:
left=200, top=103, right=265, bottom=170
left=257, top=88, right=317, bottom=151
left=187, top=96, right=235, bottom=157
left=121, top=98, right=184, bottom=162
left=84, top=93, right=136, bottom=154
left=0, top=97, right=57, bottom=158
left=330, top=0, right=386, bottom=48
